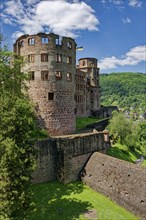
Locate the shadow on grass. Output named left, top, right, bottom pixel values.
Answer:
left=30, top=181, right=93, bottom=220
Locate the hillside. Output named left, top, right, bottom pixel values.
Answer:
left=100, top=72, right=146, bottom=113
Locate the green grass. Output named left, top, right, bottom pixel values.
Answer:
left=29, top=181, right=139, bottom=220
left=76, top=117, right=103, bottom=131
left=107, top=143, right=146, bottom=166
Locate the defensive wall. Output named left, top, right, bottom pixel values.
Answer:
left=32, top=130, right=109, bottom=184
left=81, top=152, right=146, bottom=220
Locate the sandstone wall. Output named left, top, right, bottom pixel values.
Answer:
left=81, top=152, right=146, bottom=220
left=32, top=131, right=108, bottom=184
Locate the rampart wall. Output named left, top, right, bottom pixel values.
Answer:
left=32, top=131, right=108, bottom=184
left=81, top=152, right=146, bottom=220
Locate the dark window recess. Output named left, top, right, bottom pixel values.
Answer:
left=28, top=54, right=35, bottom=63
left=41, top=37, right=49, bottom=44
left=48, top=92, right=54, bottom=100
left=18, top=40, right=24, bottom=47
left=56, top=37, right=62, bottom=46
left=56, top=54, right=62, bottom=63
left=28, top=38, right=35, bottom=45
left=67, top=56, right=72, bottom=64
left=41, top=53, right=48, bottom=62
left=67, top=72, right=72, bottom=81
left=29, top=71, right=35, bottom=80
left=55, top=71, right=62, bottom=80
left=41, top=71, right=49, bottom=81
left=67, top=41, right=72, bottom=48
left=82, top=60, right=85, bottom=66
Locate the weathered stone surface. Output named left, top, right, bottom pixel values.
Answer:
left=32, top=131, right=108, bottom=184
left=81, top=152, right=146, bottom=220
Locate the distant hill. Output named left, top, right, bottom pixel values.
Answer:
left=100, top=72, right=146, bottom=113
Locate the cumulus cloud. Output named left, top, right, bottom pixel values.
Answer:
left=128, top=0, right=143, bottom=8
left=99, top=45, right=146, bottom=70
left=2, top=0, right=99, bottom=39
left=122, top=17, right=132, bottom=23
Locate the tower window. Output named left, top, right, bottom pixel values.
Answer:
left=28, top=38, right=35, bottom=45
left=56, top=54, right=62, bottom=63
left=48, top=92, right=54, bottom=100
left=67, top=41, right=72, bottom=48
left=41, top=53, right=48, bottom=62
left=28, top=54, right=35, bottom=63
left=18, top=40, right=24, bottom=47
left=67, top=72, right=72, bottom=81
left=82, top=60, right=86, bottom=66
left=41, top=37, right=49, bottom=44
left=67, top=56, right=72, bottom=64
left=56, top=37, right=62, bottom=46
left=55, top=71, right=62, bottom=80
left=41, top=71, right=49, bottom=81
left=29, top=71, right=35, bottom=80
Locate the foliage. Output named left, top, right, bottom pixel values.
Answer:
left=107, top=112, right=143, bottom=151
left=29, top=181, right=138, bottom=220
left=107, top=143, right=146, bottom=166
left=0, top=40, right=37, bottom=219
left=100, top=72, right=146, bottom=114
left=76, top=117, right=102, bottom=131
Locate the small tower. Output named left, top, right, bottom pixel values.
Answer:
left=76, top=58, right=100, bottom=116
left=14, top=33, right=76, bottom=135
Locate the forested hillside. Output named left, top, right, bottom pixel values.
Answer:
left=100, top=72, right=146, bottom=114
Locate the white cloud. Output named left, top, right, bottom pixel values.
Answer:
left=3, top=0, right=99, bottom=39
left=122, top=17, right=132, bottom=23
left=99, top=45, right=146, bottom=70
left=128, top=0, right=143, bottom=8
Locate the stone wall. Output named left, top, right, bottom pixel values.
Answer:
left=81, top=152, right=146, bottom=220
left=32, top=131, right=108, bottom=184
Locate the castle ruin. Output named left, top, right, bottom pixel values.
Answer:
left=14, top=33, right=100, bottom=135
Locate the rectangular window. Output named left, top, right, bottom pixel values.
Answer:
left=56, top=54, right=62, bottom=63
left=55, top=71, right=62, bottom=80
left=28, top=54, right=35, bottom=63
left=41, top=53, right=48, bottom=62
left=67, top=72, right=72, bottom=81
left=29, top=71, right=35, bottom=80
left=28, top=38, right=35, bottom=45
left=67, top=41, right=72, bottom=48
left=55, top=37, right=62, bottom=46
left=41, top=37, right=49, bottom=44
left=48, top=92, right=54, bottom=100
left=67, top=56, right=72, bottom=64
left=18, top=40, right=24, bottom=47
left=41, top=71, right=49, bottom=81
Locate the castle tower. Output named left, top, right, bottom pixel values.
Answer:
left=77, top=58, right=100, bottom=116
left=14, top=33, right=76, bottom=135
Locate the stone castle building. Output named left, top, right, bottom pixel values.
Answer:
left=14, top=33, right=100, bottom=135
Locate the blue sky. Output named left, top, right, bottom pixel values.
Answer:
left=1, top=0, right=145, bottom=73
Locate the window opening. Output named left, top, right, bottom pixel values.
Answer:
left=67, top=56, right=72, bottom=64
left=28, top=54, right=35, bottom=63
left=41, top=37, right=49, bottom=44
left=41, top=71, right=49, bottom=81
left=67, top=41, right=72, bottom=48
left=55, top=36, right=62, bottom=45
left=67, top=72, right=72, bottom=81
left=56, top=54, right=62, bottom=63
left=29, top=71, right=35, bottom=80
left=41, top=53, right=48, bottom=62
left=55, top=71, right=62, bottom=80
left=28, top=38, right=35, bottom=45
left=48, top=92, right=54, bottom=100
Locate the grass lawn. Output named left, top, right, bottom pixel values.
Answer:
left=76, top=117, right=103, bottom=131
left=107, top=143, right=146, bottom=166
left=30, top=181, right=139, bottom=220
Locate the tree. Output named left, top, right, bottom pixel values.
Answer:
left=107, top=112, right=141, bottom=150
left=0, top=37, right=37, bottom=219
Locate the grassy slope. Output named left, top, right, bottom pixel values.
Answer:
left=107, top=144, right=146, bottom=166
left=30, top=181, right=139, bottom=220
left=76, top=117, right=102, bottom=131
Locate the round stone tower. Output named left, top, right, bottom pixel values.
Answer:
left=13, top=33, right=76, bottom=135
